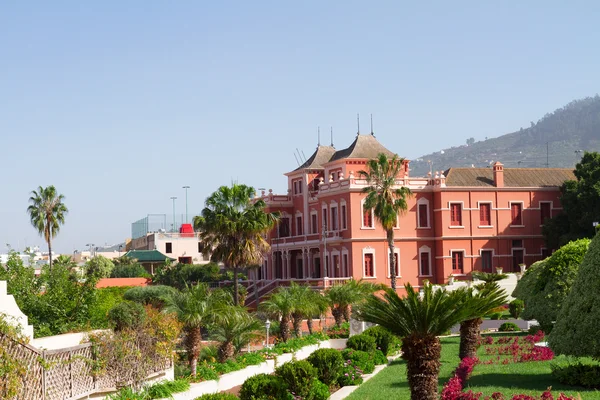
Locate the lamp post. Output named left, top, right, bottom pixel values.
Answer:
left=265, top=319, right=271, bottom=349
left=170, top=197, right=177, bottom=232
left=182, top=186, right=190, bottom=223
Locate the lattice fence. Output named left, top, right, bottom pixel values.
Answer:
left=1, top=334, right=171, bottom=400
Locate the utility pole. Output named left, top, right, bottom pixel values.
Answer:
left=182, top=186, right=190, bottom=223
left=170, top=197, right=177, bottom=232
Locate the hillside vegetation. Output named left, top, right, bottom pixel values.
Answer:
left=410, top=96, right=600, bottom=177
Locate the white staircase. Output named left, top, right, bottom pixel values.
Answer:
left=0, top=280, right=34, bottom=340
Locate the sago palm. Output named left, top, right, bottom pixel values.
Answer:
left=459, top=283, right=507, bottom=359
left=359, top=154, right=412, bottom=290
left=357, top=283, right=473, bottom=400
left=288, top=282, right=324, bottom=337
left=194, top=184, right=278, bottom=306
left=27, top=185, right=68, bottom=270
left=210, top=306, right=263, bottom=362
left=325, top=279, right=383, bottom=327
left=163, top=283, right=231, bottom=377
left=259, top=286, right=295, bottom=342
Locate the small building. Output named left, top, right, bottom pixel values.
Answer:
left=123, top=249, right=176, bottom=275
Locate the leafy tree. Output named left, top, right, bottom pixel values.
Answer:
left=544, top=152, right=600, bottom=248
left=357, top=284, right=473, bottom=400
left=26, top=185, right=68, bottom=269
left=111, top=257, right=148, bottom=278
left=194, top=184, right=278, bottom=305
left=359, top=153, right=412, bottom=290
left=325, top=280, right=383, bottom=327
left=84, top=255, right=115, bottom=279
left=0, top=252, right=40, bottom=324
left=163, top=283, right=230, bottom=377
left=209, top=306, right=263, bottom=362
left=549, top=232, right=600, bottom=358
left=259, top=286, right=296, bottom=342
left=123, top=285, right=177, bottom=308
left=513, top=238, right=590, bottom=332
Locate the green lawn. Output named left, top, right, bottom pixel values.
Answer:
left=347, top=334, right=600, bottom=399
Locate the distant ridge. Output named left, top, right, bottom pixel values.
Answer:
left=409, top=96, right=600, bottom=177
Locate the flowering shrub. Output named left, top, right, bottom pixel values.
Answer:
left=481, top=333, right=553, bottom=364
left=441, top=357, right=479, bottom=400
left=337, top=359, right=364, bottom=386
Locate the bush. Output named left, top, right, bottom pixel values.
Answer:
left=307, top=380, right=330, bottom=400
left=194, top=393, right=240, bottom=400
left=195, top=364, right=219, bottom=381
left=346, top=334, right=377, bottom=353
left=108, top=387, right=147, bottom=400
left=238, top=373, right=291, bottom=400
left=549, top=233, right=600, bottom=358
left=551, top=361, right=600, bottom=388
left=509, top=299, right=525, bottom=319
left=372, top=349, right=388, bottom=365
left=529, top=325, right=544, bottom=335
left=498, top=322, right=521, bottom=332
left=337, top=359, right=364, bottom=387
left=107, top=301, right=147, bottom=331
left=111, top=264, right=150, bottom=278
left=341, top=349, right=375, bottom=374
left=489, top=313, right=503, bottom=320
left=124, top=285, right=177, bottom=308
left=307, top=348, right=344, bottom=386
left=146, top=379, right=190, bottom=399
left=275, top=360, right=317, bottom=398
left=362, top=325, right=400, bottom=355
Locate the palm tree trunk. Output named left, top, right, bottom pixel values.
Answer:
left=218, top=340, right=235, bottom=363
left=253, top=272, right=259, bottom=308
left=332, top=306, right=343, bottom=327
left=387, top=230, right=396, bottom=290
left=343, top=305, right=351, bottom=323
left=307, top=318, right=314, bottom=335
left=459, top=318, right=482, bottom=359
left=48, top=237, right=53, bottom=270
left=292, top=312, right=303, bottom=337
left=280, top=314, right=291, bottom=342
left=402, top=334, right=441, bottom=400
left=233, top=266, right=239, bottom=306
left=186, top=326, right=202, bottom=378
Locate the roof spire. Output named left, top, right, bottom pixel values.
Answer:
left=330, top=126, right=334, bottom=147
left=357, top=113, right=360, bottom=136
left=370, top=114, right=374, bottom=136
left=318, top=126, right=321, bottom=146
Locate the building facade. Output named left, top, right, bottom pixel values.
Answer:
left=254, top=133, right=575, bottom=292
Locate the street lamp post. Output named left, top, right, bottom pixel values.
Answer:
left=182, top=186, right=190, bottom=223
left=265, top=319, right=271, bottom=349
left=170, top=197, right=177, bottom=232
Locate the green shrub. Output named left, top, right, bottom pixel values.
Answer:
left=88, top=287, right=129, bottom=329
left=124, top=285, right=177, bottom=308
left=528, top=325, right=544, bottom=335
left=236, top=352, right=266, bottom=367
left=239, top=373, right=290, bottom=400
left=194, top=393, right=239, bottom=400
left=549, top=233, right=600, bottom=358
left=489, top=312, right=503, bottom=320
left=275, top=360, right=317, bottom=398
left=196, top=364, right=219, bottom=381
left=509, top=299, right=525, bottom=319
left=307, top=380, right=330, bottom=400
left=108, top=387, right=148, bottom=400
left=498, top=322, right=521, bottom=332
left=337, top=359, right=364, bottom=386
left=146, top=379, right=190, bottom=399
left=111, top=264, right=150, bottom=278
left=341, top=349, right=374, bottom=374
left=107, top=301, right=147, bottom=331
left=372, top=349, right=388, bottom=365
left=346, top=334, right=377, bottom=353
left=362, top=325, right=399, bottom=355
left=307, top=348, right=343, bottom=386
left=551, top=361, right=600, bottom=388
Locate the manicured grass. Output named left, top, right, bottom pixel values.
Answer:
left=347, top=334, right=600, bottom=399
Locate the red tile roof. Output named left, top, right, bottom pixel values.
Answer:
left=444, top=167, right=576, bottom=187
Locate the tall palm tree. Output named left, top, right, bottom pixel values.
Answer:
left=210, top=306, right=263, bottom=362
left=163, top=284, right=231, bottom=377
left=194, top=184, right=278, bottom=306
left=325, top=279, right=383, bottom=327
left=27, top=185, right=68, bottom=270
left=357, top=283, right=473, bottom=400
left=289, top=282, right=318, bottom=337
left=359, top=154, right=412, bottom=290
left=459, top=283, right=508, bottom=360
left=259, top=286, right=295, bottom=342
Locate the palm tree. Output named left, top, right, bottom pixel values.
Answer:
left=163, top=283, right=231, bottom=377
left=305, top=290, right=328, bottom=335
left=359, top=154, right=412, bottom=290
left=357, top=283, right=473, bottom=400
left=27, top=185, right=68, bottom=270
left=325, top=279, right=383, bottom=327
left=259, top=286, right=295, bottom=342
left=288, top=282, right=318, bottom=337
left=194, top=184, right=278, bottom=306
left=459, top=283, right=508, bottom=360
left=210, top=306, right=263, bottom=362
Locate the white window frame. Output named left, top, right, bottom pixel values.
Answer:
left=310, top=210, right=319, bottom=234
left=321, top=203, right=328, bottom=232
left=479, top=248, right=494, bottom=272
left=451, top=249, right=466, bottom=275
left=448, top=201, right=465, bottom=228
left=340, top=200, right=348, bottom=230
left=295, top=211, right=303, bottom=236
left=361, top=199, right=375, bottom=229
left=418, top=246, right=432, bottom=277
left=509, top=201, right=525, bottom=227
left=330, top=200, right=339, bottom=232
left=387, top=248, right=401, bottom=278
left=341, top=247, right=349, bottom=277
left=362, top=247, right=376, bottom=279
left=539, top=201, right=553, bottom=227
left=477, top=201, right=493, bottom=228
left=417, top=198, right=431, bottom=229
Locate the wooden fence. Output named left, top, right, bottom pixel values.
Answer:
left=1, top=334, right=170, bottom=400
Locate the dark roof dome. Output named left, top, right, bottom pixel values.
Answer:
left=330, top=134, right=395, bottom=162
left=294, top=145, right=336, bottom=171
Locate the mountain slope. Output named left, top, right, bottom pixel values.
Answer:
left=409, top=96, right=600, bottom=177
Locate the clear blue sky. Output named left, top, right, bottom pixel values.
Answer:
left=1, top=1, right=599, bottom=253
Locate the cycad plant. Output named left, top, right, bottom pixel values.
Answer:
left=459, top=283, right=507, bottom=359
left=325, top=279, right=383, bottom=327
left=210, top=306, right=263, bottom=362
left=288, top=282, right=318, bottom=337
left=357, top=283, right=473, bottom=400
left=259, top=286, right=295, bottom=342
